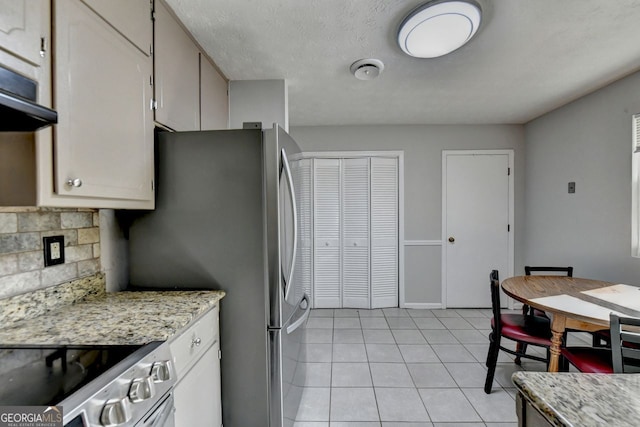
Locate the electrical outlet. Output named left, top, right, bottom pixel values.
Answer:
left=50, top=242, right=61, bottom=259
left=43, top=235, right=65, bottom=267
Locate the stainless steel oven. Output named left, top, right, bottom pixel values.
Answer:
left=0, top=341, right=176, bottom=427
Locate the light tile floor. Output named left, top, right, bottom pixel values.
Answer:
left=295, top=307, right=590, bottom=427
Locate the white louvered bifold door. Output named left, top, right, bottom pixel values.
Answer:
left=341, top=158, right=370, bottom=308
left=370, top=157, right=399, bottom=308
left=313, top=159, right=341, bottom=308
left=291, top=159, right=313, bottom=303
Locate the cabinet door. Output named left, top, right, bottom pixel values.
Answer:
left=342, top=158, right=370, bottom=308
left=154, top=0, right=199, bottom=131
left=81, top=0, right=151, bottom=55
left=54, top=0, right=153, bottom=202
left=0, top=0, right=48, bottom=66
left=370, top=157, right=399, bottom=308
left=313, top=158, right=341, bottom=308
left=200, top=54, right=228, bottom=130
left=174, top=341, right=222, bottom=427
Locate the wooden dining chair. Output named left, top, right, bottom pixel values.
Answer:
left=515, top=266, right=573, bottom=363
left=559, top=313, right=640, bottom=373
left=522, top=266, right=573, bottom=317
left=485, top=270, right=552, bottom=394
left=523, top=266, right=610, bottom=348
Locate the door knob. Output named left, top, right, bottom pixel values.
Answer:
left=448, top=237, right=455, bottom=243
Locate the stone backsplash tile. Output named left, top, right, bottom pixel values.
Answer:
left=18, top=212, right=62, bottom=232
left=61, top=212, right=93, bottom=229
left=78, top=227, right=100, bottom=244
left=0, top=232, right=40, bottom=254
left=18, top=251, right=43, bottom=272
left=0, top=214, right=17, bottom=233
left=66, top=244, right=93, bottom=263
left=0, top=271, right=41, bottom=299
left=0, top=254, right=17, bottom=276
left=41, top=263, right=78, bottom=287
left=78, top=259, right=100, bottom=277
left=0, top=208, right=101, bottom=299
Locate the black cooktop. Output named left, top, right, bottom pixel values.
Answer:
left=0, top=345, right=143, bottom=406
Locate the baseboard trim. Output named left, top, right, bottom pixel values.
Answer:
left=402, top=303, right=443, bottom=309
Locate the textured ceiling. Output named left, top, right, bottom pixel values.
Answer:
left=165, top=0, right=640, bottom=126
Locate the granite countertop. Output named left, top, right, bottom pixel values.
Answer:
left=0, top=274, right=225, bottom=346
left=512, top=371, right=640, bottom=427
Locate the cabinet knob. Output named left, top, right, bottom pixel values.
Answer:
left=67, top=178, right=83, bottom=188
left=191, top=337, right=202, bottom=348
left=448, top=236, right=455, bottom=243
left=325, top=242, right=329, bottom=246
left=353, top=242, right=357, bottom=246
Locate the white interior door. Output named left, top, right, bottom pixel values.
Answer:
left=443, top=151, right=512, bottom=308
left=371, top=157, right=399, bottom=308
left=342, top=158, right=370, bottom=308
left=313, top=159, right=341, bottom=308
left=292, top=159, right=313, bottom=301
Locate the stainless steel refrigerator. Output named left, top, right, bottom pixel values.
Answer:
left=126, top=125, right=309, bottom=427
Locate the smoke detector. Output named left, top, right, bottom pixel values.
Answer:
left=350, top=59, right=384, bottom=80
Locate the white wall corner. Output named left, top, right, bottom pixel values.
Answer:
left=228, top=79, right=289, bottom=132
left=99, top=209, right=129, bottom=292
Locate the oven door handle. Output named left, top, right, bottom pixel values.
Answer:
left=142, top=393, right=174, bottom=427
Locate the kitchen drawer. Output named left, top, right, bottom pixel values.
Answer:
left=170, top=305, right=219, bottom=378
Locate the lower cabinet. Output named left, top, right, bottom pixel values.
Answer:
left=170, top=305, right=222, bottom=427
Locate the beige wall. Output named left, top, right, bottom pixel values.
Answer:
left=0, top=207, right=100, bottom=298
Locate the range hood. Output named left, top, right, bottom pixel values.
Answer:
left=0, top=64, right=57, bottom=132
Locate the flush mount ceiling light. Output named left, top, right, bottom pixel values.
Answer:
left=397, top=0, right=482, bottom=58
left=350, top=58, right=384, bottom=80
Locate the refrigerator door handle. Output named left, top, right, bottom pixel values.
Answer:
left=281, top=148, right=298, bottom=301
left=286, top=294, right=310, bottom=335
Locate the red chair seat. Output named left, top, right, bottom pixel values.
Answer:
left=561, top=347, right=613, bottom=374
left=532, top=308, right=548, bottom=318
left=492, top=314, right=552, bottom=347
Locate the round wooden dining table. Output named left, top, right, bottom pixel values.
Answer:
left=501, top=275, right=640, bottom=372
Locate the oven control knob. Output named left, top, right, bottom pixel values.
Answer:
left=129, top=375, right=155, bottom=403
left=151, top=360, right=172, bottom=382
left=100, top=397, right=132, bottom=426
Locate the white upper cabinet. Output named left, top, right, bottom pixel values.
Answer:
left=0, top=0, right=49, bottom=66
left=81, top=0, right=152, bottom=56
left=53, top=0, right=154, bottom=205
left=154, top=0, right=199, bottom=131
left=200, top=54, right=228, bottom=130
